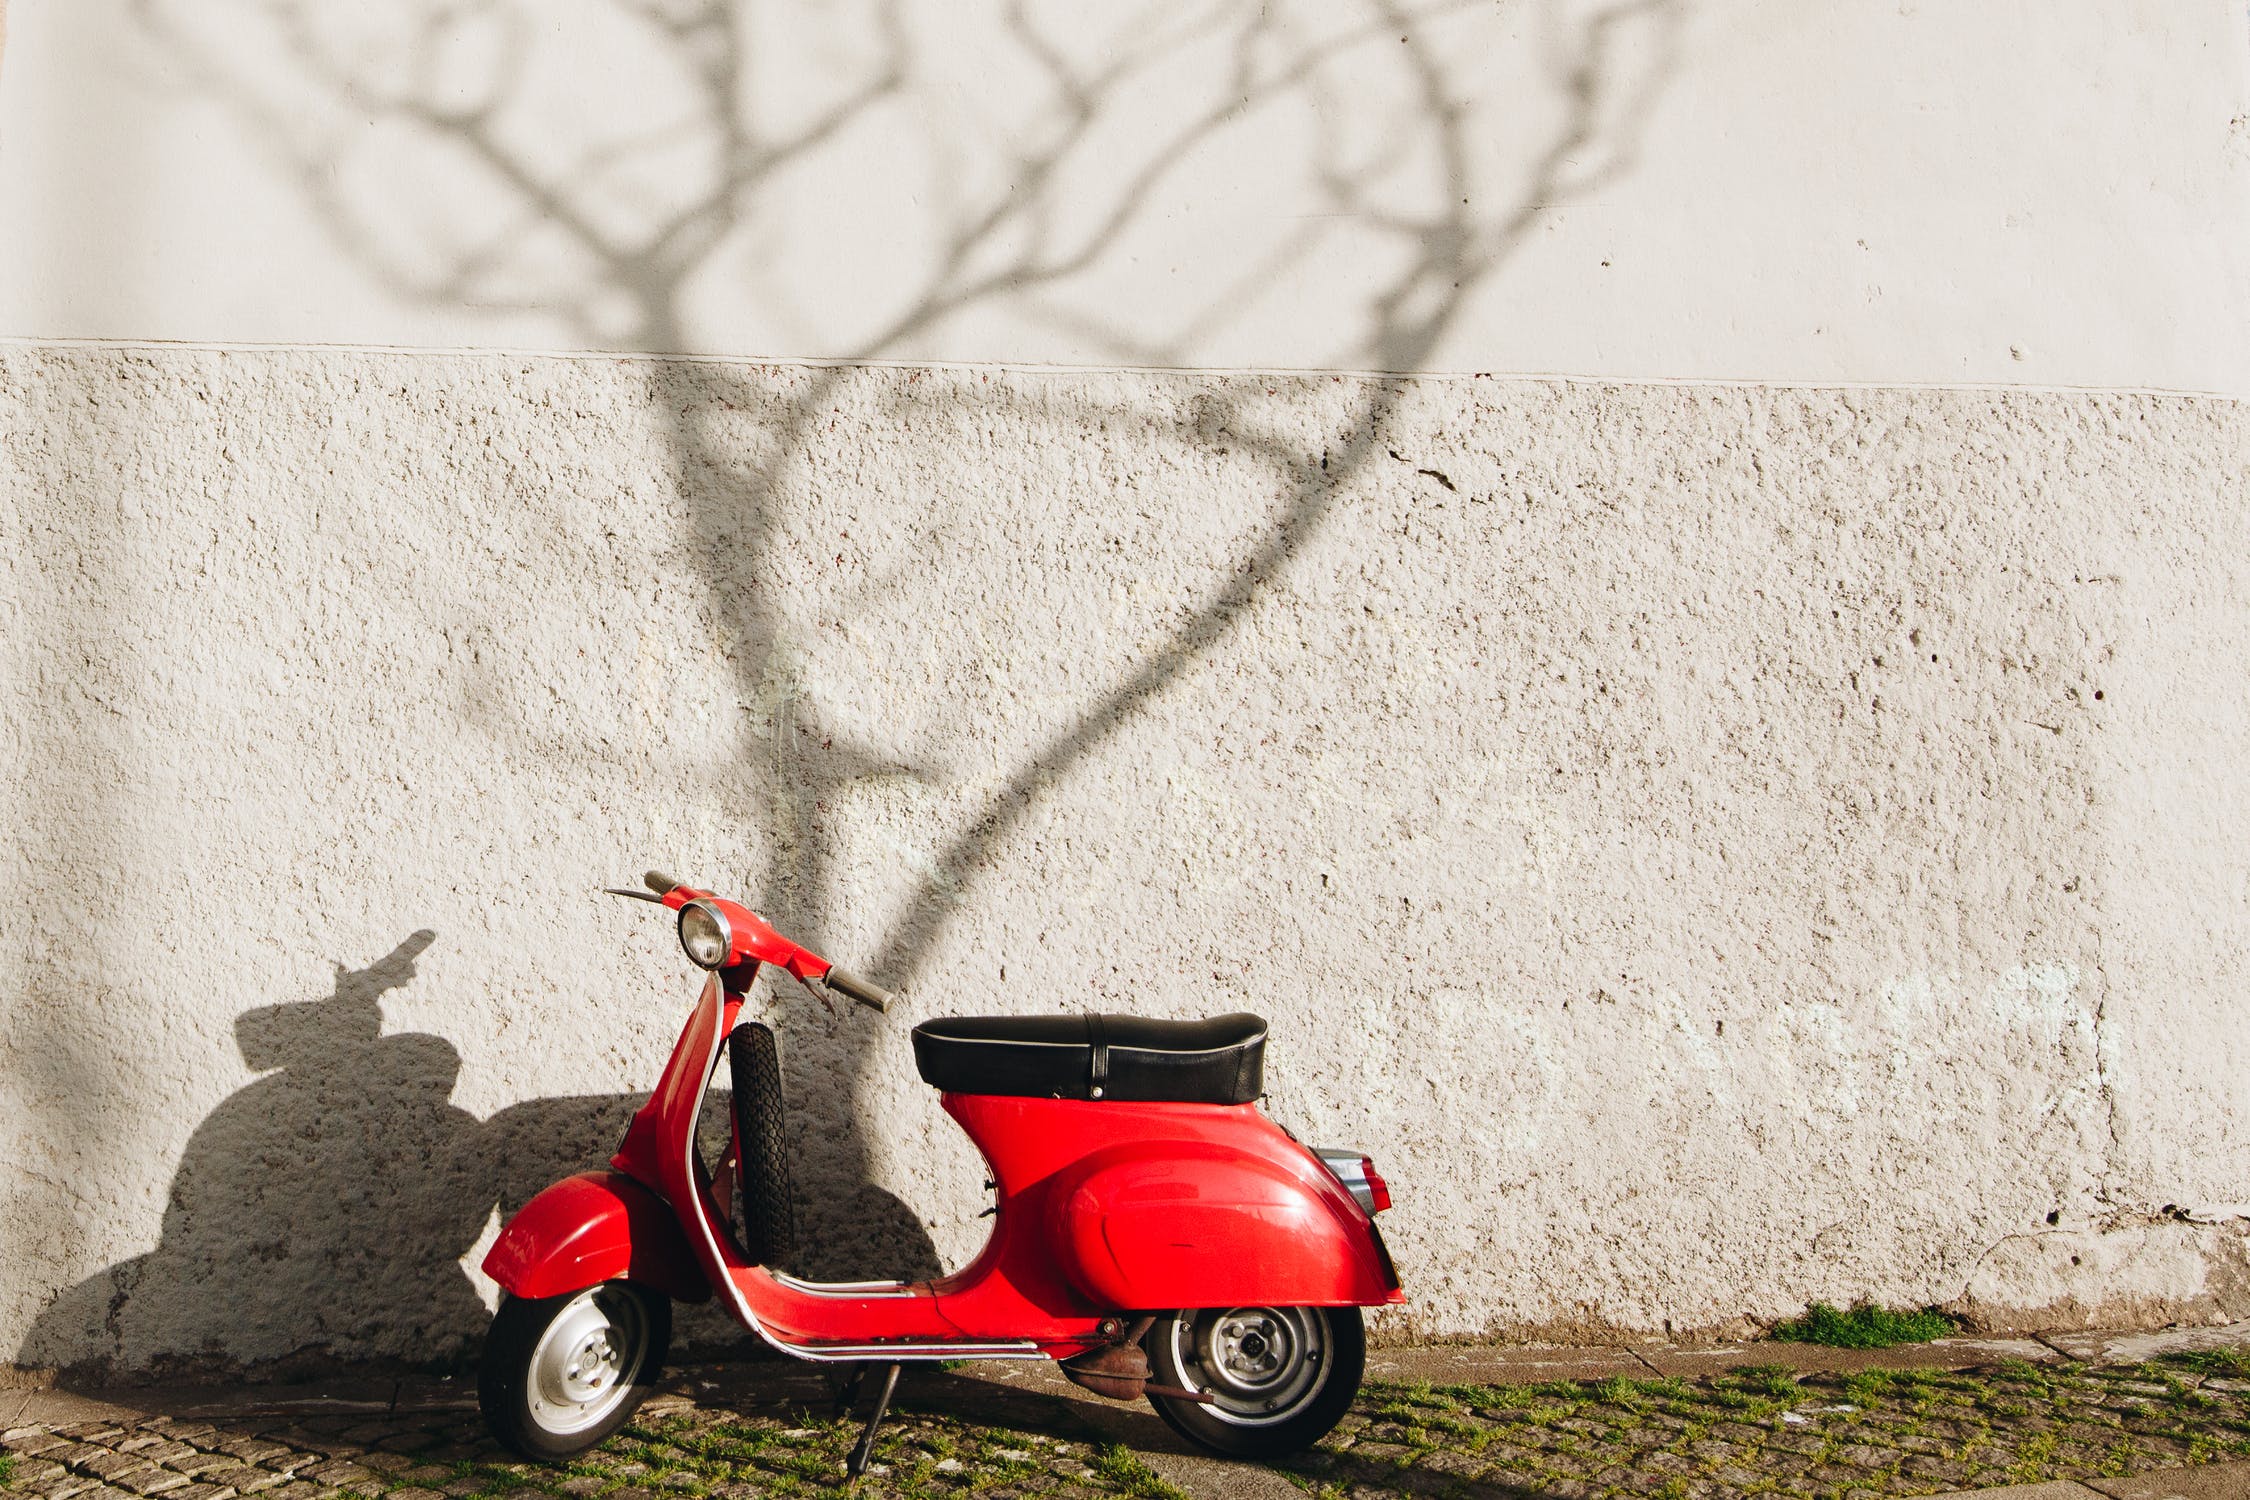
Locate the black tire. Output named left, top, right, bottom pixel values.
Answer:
left=479, top=1282, right=670, bottom=1461
left=1144, top=1305, right=1363, bottom=1459
left=727, top=1022, right=797, bottom=1268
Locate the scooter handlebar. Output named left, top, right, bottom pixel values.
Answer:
left=823, top=966, right=893, bottom=1013
left=618, top=870, right=890, bottom=1011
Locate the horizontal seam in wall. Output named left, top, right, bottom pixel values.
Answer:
left=0, top=333, right=2241, bottom=405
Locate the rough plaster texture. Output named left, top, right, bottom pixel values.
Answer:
left=5, top=345, right=2250, bottom=1377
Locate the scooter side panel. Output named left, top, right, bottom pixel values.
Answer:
left=1049, top=1141, right=1402, bottom=1310
left=483, top=1169, right=712, bottom=1303
left=941, top=1094, right=1403, bottom=1314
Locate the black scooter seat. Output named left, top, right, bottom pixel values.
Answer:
left=910, top=1012, right=1266, bottom=1104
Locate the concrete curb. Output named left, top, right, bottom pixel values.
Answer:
left=1364, top=1334, right=2069, bottom=1386
left=11, top=1376, right=435, bottom=1427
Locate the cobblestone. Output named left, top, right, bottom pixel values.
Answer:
left=293, top=1466, right=367, bottom=1489
left=204, top=1444, right=286, bottom=1469
left=159, top=1486, right=235, bottom=1500
left=71, top=1454, right=152, bottom=1484
left=16, top=1483, right=94, bottom=1500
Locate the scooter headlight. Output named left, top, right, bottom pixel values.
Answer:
left=678, top=899, right=733, bottom=969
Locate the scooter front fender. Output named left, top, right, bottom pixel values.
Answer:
left=483, top=1170, right=711, bottom=1303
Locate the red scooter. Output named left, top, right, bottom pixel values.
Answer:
left=477, top=873, right=1402, bottom=1475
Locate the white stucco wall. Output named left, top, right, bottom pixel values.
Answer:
left=9, top=352, right=2250, bottom=1372
left=5, top=1, right=2250, bottom=1376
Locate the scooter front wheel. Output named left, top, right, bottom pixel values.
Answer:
left=479, top=1282, right=671, bottom=1460
left=1143, top=1305, right=1363, bottom=1459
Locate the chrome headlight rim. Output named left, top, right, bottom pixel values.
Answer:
left=677, top=898, right=733, bottom=970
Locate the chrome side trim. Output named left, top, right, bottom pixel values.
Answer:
left=767, top=1272, right=922, bottom=1298
left=785, top=1341, right=1046, bottom=1363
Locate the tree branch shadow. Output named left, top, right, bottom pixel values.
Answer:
left=74, top=0, right=1683, bottom=1338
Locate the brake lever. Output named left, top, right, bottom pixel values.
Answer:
left=603, top=886, right=665, bottom=903
left=796, top=972, right=839, bottom=1016
left=818, top=967, right=894, bottom=1013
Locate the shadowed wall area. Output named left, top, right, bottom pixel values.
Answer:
left=4, top=0, right=2250, bottom=1380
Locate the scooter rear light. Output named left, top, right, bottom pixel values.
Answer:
left=1360, top=1156, right=1392, bottom=1213
left=1314, top=1146, right=1391, bottom=1214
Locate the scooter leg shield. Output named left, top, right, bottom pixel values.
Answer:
left=484, top=1169, right=711, bottom=1303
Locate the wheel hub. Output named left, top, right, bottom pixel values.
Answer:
left=526, top=1288, right=648, bottom=1436
left=1210, top=1313, right=1290, bottom=1389
left=560, top=1327, right=621, bottom=1402
left=1183, top=1306, right=1329, bottom=1424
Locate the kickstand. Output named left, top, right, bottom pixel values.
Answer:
left=844, top=1362, right=901, bottom=1481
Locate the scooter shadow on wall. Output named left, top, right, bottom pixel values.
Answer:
left=20, top=930, right=940, bottom=1380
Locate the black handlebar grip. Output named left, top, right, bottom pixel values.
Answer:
left=644, top=870, right=678, bottom=895
left=824, top=967, right=893, bottom=1012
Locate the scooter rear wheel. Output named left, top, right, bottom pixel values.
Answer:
left=479, top=1281, right=671, bottom=1460
left=1143, top=1305, right=1363, bottom=1459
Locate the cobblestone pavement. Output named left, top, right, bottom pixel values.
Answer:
left=1292, top=1355, right=2250, bottom=1498
left=10, top=1350, right=2250, bottom=1500
left=0, top=1366, right=1172, bottom=1500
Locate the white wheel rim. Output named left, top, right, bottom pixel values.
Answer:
left=525, top=1287, right=649, bottom=1436
left=1170, top=1307, right=1330, bottom=1426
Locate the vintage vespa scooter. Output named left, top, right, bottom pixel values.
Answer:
left=478, top=873, right=1401, bottom=1475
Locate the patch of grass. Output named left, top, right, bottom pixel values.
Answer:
left=1592, top=1374, right=1643, bottom=1408
left=0, top=1455, right=14, bottom=1486
left=1445, top=1381, right=1538, bottom=1413
left=1843, top=1368, right=1898, bottom=1406
left=437, top=1459, right=537, bottom=1500
left=1771, top=1300, right=1954, bottom=1348
left=2170, top=1347, right=2250, bottom=1378
left=1730, top=1364, right=1800, bottom=1399
left=1088, top=1443, right=1191, bottom=1499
